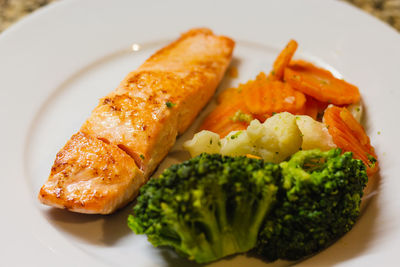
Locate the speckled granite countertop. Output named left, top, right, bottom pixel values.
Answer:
left=0, top=0, right=56, bottom=32
left=1, top=0, right=400, bottom=33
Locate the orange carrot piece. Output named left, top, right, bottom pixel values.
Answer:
left=246, top=154, right=262, bottom=159
left=323, top=106, right=378, bottom=176
left=298, top=96, right=329, bottom=120
left=284, top=60, right=360, bottom=105
left=242, top=72, right=306, bottom=115
left=217, top=87, right=243, bottom=105
left=253, top=113, right=271, bottom=123
left=300, top=96, right=318, bottom=119
left=270, top=39, right=298, bottom=81
left=339, top=109, right=369, bottom=145
left=200, top=102, right=249, bottom=138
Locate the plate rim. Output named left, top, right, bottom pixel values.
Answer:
left=1, top=0, right=400, bottom=266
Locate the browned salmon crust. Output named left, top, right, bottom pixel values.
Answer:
left=39, top=28, right=235, bottom=214
left=39, top=132, right=143, bottom=214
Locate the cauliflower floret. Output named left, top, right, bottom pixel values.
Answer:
left=220, top=130, right=256, bottom=157
left=184, top=112, right=304, bottom=163
left=295, top=115, right=336, bottom=151
left=183, top=130, right=221, bottom=157
left=219, top=113, right=302, bottom=163
left=256, top=112, right=303, bottom=163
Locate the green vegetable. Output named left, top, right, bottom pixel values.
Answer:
left=128, top=154, right=279, bottom=263
left=256, top=149, right=367, bottom=261
left=129, top=149, right=368, bottom=263
left=165, top=101, right=176, bottom=108
left=230, top=131, right=242, bottom=139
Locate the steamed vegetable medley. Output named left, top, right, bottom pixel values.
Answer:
left=184, top=112, right=336, bottom=163
left=128, top=40, right=379, bottom=263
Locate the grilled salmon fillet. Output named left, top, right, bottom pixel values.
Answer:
left=39, top=28, right=235, bottom=214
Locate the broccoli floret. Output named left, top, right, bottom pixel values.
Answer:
left=256, top=149, right=368, bottom=261
left=128, top=153, right=280, bottom=263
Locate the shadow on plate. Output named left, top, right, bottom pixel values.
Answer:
left=158, top=248, right=204, bottom=267
left=157, top=247, right=290, bottom=267
left=44, top=200, right=135, bottom=245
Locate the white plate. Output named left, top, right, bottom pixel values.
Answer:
left=1, top=0, right=400, bottom=266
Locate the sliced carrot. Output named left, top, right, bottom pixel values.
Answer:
left=242, top=72, right=306, bottom=115
left=200, top=102, right=249, bottom=138
left=323, top=106, right=378, bottom=176
left=205, top=69, right=305, bottom=136
left=284, top=60, right=360, bottom=105
left=270, top=39, right=298, bottom=81
left=253, top=113, right=271, bottom=123
left=298, top=96, right=329, bottom=120
left=339, top=108, right=369, bottom=145
left=315, top=97, right=329, bottom=114
left=205, top=82, right=254, bottom=137
left=299, top=96, right=318, bottom=119
left=217, top=87, right=244, bottom=105
left=246, top=154, right=262, bottom=159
